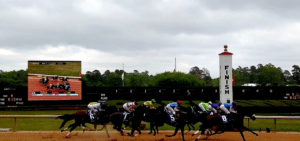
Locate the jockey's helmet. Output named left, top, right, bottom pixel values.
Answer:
left=208, top=101, right=212, bottom=105
left=218, top=102, right=222, bottom=106
left=151, top=99, right=156, bottom=103
left=232, top=101, right=237, bottom=106
left=177, top=100, right=182, bottom=105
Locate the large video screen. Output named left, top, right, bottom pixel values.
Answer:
left=28, top=61, right=82, bottom=101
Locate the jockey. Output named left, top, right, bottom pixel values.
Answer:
left=198, top=101, right=209, bottom=112
left=207, top=101, right=220, bottom=114
left=165, top=100, right=182, bottom=115
left=123, top=101, right=139, bottom=122
left=143, top=99, right=156, bottom=109
left=87, top=100, right=104, bottom=122
left=123, top=101, right=139, bottom=113
left=220, top=101, right=237, bottom=114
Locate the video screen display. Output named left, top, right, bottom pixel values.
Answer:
left=28, top=61, right=82, bottom=101
left=0, top=88, right=24, bottom=107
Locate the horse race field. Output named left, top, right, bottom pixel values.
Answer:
left=0, top=131, right=299, bottom=141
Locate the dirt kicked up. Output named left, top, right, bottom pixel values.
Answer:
left=0, top=131, right=299, bottom=141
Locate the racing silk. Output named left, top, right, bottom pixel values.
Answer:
left=167, top=102, right=178, bottom=108
left=123, top=102, right=136, bottom=113
left=211, top=103, right=219, bottom=109
left=202, top=103, right=209, bottom=111
left=88, top=102, right=101, bottom=112
left=166, top=102, right=178, bottom=115
left=143, top=101, right=154, bottom=109
left=198, top=102, right=209, bottom=111
left=224, top=103, right=237, bottom=113
left=207, top=103, right=219, bottom=114
left=224, top=103, right=232, bottom=109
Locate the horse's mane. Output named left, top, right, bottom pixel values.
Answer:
left=75, top=110, right=87, bottom=115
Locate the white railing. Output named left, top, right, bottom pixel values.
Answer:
left=1, top=115, right=300, bottom=132
left=245, top=116, right=300, bottom=132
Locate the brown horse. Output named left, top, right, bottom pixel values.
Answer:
left=192, top=108, right=258, bottom=141
left=57, top=105, right=118, bottom=138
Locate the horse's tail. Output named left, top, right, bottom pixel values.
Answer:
left=56, top=114, right=76, bottom=129
left=56, top=114, right=75, bottom=120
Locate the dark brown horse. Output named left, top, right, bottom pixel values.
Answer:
left=192, top=108, right=258, bottom=141
left=109, top=105, right=149, bottom=136
left=57, top=105, right=118, bottom=137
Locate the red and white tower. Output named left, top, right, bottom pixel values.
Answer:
left=219, top=45, right=233, bottom=103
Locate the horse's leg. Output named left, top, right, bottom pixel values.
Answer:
left=152, top=123, right=157, bottom=136
left=127, top=127, right=135, bottom=137
left=191, top=124, right=195, bottom=130
left=243, top=126, right=258, bottom=136
left=66, top=123, right=79, bottom=138
left=94, top=124, right=97, bottom=131
left=207, top=127, right=219, bottom=136
left=149, top=122, right=153, bottom=135
left=166, top=125, right=180, bottom=137
left=195, top=128, right=206, bottom=141
left=191, top=129, right=200, bottom=136
left=80, top=124, right=86, bottom=132
left=61, top=122, right=75, bottom=132
left=103, top=125, right=110, bottom=138
left=137, top=126, right=142, bottom=134
left=180, top=126, right=185, bottom=141
left=185, top=123, right=191, bottom=134
left=59, top=120, right=69, bottom=129
left=239, top=128, right=246, bottom=141
left=156, top=125, right=159, bottom=134
left=117, top=123, right=124, bottom=136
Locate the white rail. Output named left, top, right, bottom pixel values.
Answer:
left=0, top=115, right=300, bottom=132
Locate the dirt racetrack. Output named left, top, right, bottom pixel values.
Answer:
left=0, top=131, right=300, bottom=141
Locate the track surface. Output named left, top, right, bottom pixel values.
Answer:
left=0, top=131, right=299, bottom=141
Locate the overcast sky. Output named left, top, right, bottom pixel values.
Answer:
left=1, top=0, right=300, bottom=78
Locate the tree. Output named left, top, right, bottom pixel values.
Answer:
left=249, top=65, right=257, bottom=83
left=232, top=66, right=250, bottom=86
left=189, top=66, right=203, bottom=79
left=148, top=72, right=205, bottom=87
left=292, top=65, right=300, bottom=84
left=106, top=72, right=122, bottom=87
left=256, top=63, right=282, bottom=86
left=83, top=70, right=103, bottom=87
left=283, top=70, right=294, bottom=85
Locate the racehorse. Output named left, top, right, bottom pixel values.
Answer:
left=148, top=104, right=189, bottom=141
left=109, top=105, right=149, bottom=136
left=192, top=107, right=258, bottom=141
left=57, top=105, right=118, bottom=138
left=142, top=103, right=165, bottom=135
left=179, top=105, right=204, bottom=133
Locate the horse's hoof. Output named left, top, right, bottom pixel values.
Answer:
left=191, top=134, right=195, bottom=137
left=127, top=133, right=134, bottom=137
left=195, top=139, right=198, bottom=141
left=61, top=130, right=64, bottom=132
left=148, top=132, right=152, bottom=135
left=66, top=135, right=70, bottom=138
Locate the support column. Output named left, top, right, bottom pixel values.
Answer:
left=219, top=45, right=233, bottom=103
